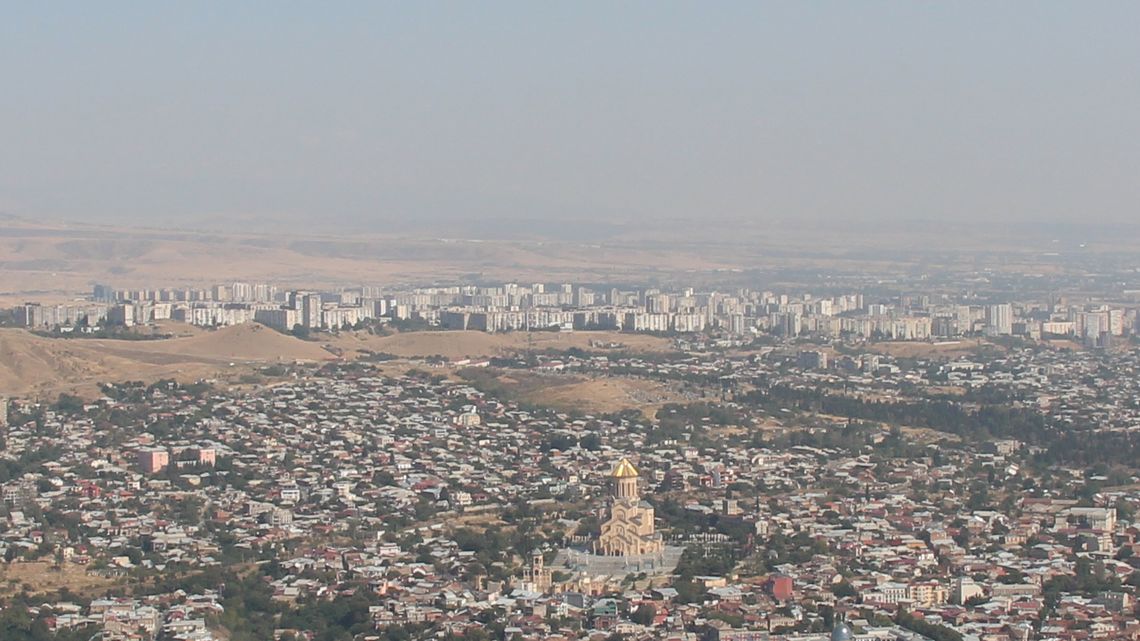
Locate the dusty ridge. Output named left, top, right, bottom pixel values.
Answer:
left=0, top=324, right=334, bottom=397
left=92, top=322, right=336, bottom=362
left=0, top=329, right=138, bottom=395
left=0, top=324, right=672, bottom=397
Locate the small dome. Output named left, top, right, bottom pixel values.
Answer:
left=831, top=622, right=854, bottom=641
left=611, top=457, right=639, bottom=478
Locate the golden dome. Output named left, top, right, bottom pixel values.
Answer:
left=611, top=457, right=639, bottom=478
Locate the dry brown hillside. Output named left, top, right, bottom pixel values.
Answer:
left=88, top=323, right=336, bottom=362
left=0, top=324, right=334, bottom=397
left=0, top=323, right=672, bottom=397
left=0, top=330, right=139, bottom=396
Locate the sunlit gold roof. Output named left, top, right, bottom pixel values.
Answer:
left=611, top=457, right=639, bottom=478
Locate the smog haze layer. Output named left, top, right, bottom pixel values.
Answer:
left=3, top=2, right=1140, bottom=239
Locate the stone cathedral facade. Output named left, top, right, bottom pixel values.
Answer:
left=594, top=457, right=665, bottom=557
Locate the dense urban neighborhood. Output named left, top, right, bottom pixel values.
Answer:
left=2, top=294, right=1140, bottom=640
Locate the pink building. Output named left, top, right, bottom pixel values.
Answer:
left=193, top=447, right=217, bottom=466
left=769, top=574, right=794, bottom=601
left=138, top=449, right=170, bottom=474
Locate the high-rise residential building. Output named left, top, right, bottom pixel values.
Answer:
left=647, top=294, right=670, bottom=314
left=729, top=314, right=745, bottom=335
left=107, top=304, right=136, bottom=327
left=574, top=288, right=595, bottom=307
left=231, top=282, right=254, bottom=301
left=986, top=303, right=1013, bottom=336
left=300, top=293, right=322, bottom=329
left=1109, top=308, right=1125, bottom=335
left=92, top=284, right=115, bottom=302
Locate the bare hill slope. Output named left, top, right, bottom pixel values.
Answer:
left=0, top=330, right=137, bottom=396
left=98, top=323, right=336, bottom=362
left=0, top=324, right=334, bottom=397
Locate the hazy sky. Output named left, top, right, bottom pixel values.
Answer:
left=3, top=3, right=1139, bottom=230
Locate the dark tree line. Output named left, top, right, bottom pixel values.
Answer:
left=743, top=385, right=1140, bottom=469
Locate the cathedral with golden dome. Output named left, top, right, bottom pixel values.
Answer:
left=594, top=457, right=665, bottom=557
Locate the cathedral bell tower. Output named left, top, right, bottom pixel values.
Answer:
left=612, top=457, right=640, bottom=500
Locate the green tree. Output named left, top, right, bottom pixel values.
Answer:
left=630, top=603, right=657, bottom=626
